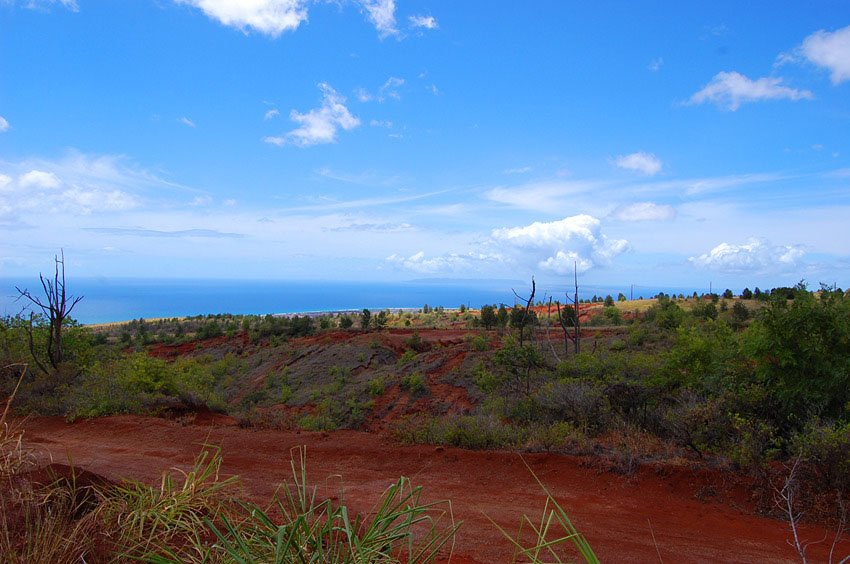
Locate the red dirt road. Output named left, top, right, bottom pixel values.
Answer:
left=22, top=416, right=843, bottom=563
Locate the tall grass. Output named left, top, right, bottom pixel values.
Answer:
left=150, top=446, right=461, bottom=563
left=489, top=457, right=599, bottom=564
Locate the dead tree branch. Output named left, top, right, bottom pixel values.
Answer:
left=15, top=250, right=83, bottom=373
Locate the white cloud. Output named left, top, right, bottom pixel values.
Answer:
left=369, top=119, right=393, bottom=128
left=0, top=116, right=9, bottom=132
left=485, top=180, right=597, bottom=213
left=688, top=71, right=813, bottom=111
left=490, top=214, right=628, bottom=275
left=409, top=14, right=437, bottom=30
left=20, top=170, right=61, bottom=189
left=648, top=57, right=663, bottom=72
left=175, top=0, right=308, bottom=38
left=378, top=77, right=404, bottom=102
left=614, top=152, right=662, bottom=176
left=386, top=251, right=499, bottom=274
left=359, top=0, right=397, bottom=38
left=799, top=25, right=850, bottom=84
left=16, top=0, right=78, bottom=11
left=272, top=83, right=360, bottom=147
left=504, top=166, right=532, bottom=175
left=354, top=87, right=372, bottom=102
left=0, top=152, right=201, bottom=221
left=611, top=202, right=675, bottom=222
left=264, top=108, right=280, bottom=120
left=690, top=238, right=805, bottom=272
left=179, top=116, right=196, bottom=127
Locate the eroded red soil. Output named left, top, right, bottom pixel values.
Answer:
left=22, top=415, right=846, bottom=563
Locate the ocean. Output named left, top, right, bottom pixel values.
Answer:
left=0, top=277, right=695, bottom=325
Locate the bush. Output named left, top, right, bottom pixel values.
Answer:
left=468, top=334, right=489, bottom=351
left=401, top=373, right=427, bottom=396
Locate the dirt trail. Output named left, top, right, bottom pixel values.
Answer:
left=22, top=416, right=843, bottom=563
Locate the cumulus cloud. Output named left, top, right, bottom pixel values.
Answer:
left=798, top=25, right=850, bottom=84
left=0, top=116, right=9, bottom=132
left=268, top=83, right=360, bottom=147
left=490, top=214, right=628, bottom=275
left=409, top=14, right=437, bottom=30
left=688, top=71, right=813, bottom=111
left=614, top=152, right=662, bottom=176
left=690, top=238, right=805, bottom=272
left=175, top=0, right=308, bottom=37
left=610, top=202, right=675, bottom=222
left=359, top=0, right=397, bottom=38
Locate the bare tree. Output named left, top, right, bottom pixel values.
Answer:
left=15, top=250, right=83, bottom=375
left=511, top=277, right=536, bottom=346
left=556, top=261, right=581, bottom=355
left=777, top=457, right=850, bottom=564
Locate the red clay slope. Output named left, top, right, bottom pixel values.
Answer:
left=22, top=415, right=846, bottom=563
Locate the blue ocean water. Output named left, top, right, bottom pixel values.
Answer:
left=0, top=277, right=695, bottom=325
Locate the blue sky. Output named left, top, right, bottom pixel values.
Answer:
left=2, top=1, right=849, bottom=290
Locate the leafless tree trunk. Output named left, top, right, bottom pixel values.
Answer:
left=15, top=250, right=83, bottom=374
left=512, top=278, right=535, bottom=346
left=555, top=261, right=581, bottom=355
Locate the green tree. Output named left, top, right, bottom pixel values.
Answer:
left=497, top=304, right=509, bottom=328
left=604, top=295, right=615, bottom=307
left=359, top=309, right=371, bottom=330
left=743, top=289, right=850, bottom=422
left=372, top=310, right=388, bottom=330
left=480, top=305, right=497, bottom=329
left=741, top=287, right=753, bottom=300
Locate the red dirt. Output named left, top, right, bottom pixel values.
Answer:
left=21, top=415, right=846, bottom=563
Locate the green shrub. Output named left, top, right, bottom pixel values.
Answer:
left=401, top=373, right=427, bottom=396
left=398, top=350, right=417, bottom=365
left=469, top=334, right=489, bottom=351
left=367, top=377, right=385, bottom=397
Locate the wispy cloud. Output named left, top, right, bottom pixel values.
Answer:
left=613, top=152, right=662, bottom=176
left=648, top=57, right=663, bottom=72
left=359, top=0, right=398, bottom=38
left=503, top=166, right=532, bottom=175
left=378, top=77, right=404, bottom=102
left=14, top=0, right=78, bottom=12
left=83, top=227, right=244, bottom=238
left=690, top=238, right=805, bottom=272
left=610, top=202, right=675, bottom=222
left=264, top=108, right=280, bottom=120
left=266, top=83, right=360, bottom=147
left=326, top=222, right=412, bottom=232
left=179, top=116, right=196, bottom=127
left=175, top=0, right=308, bottom=38
left=387, top=251, right=499, bottom=274
left=409, top=14, right=437, bottom=30
left=485, top=180, right=598, bottom=212
left=0, top=116, right=9, bottom=132
left=688, top=71, right=813, bottom=111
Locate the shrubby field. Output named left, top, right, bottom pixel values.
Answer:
left=2, top=280, right=849, bottom=561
